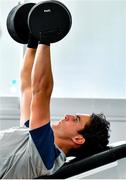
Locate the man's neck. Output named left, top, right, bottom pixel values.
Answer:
left=54, top=135, right=71, bottom=156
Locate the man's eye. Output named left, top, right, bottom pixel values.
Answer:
left=75, top=116, right=80, bottom=122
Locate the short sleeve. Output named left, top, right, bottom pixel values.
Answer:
left=29, top=123, right=62, bottom=170
left=24, top=120, right=29, bottom=128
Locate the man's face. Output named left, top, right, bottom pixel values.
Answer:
left=52, top=114, right=91, bottom=140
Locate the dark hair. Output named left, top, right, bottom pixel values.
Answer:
left=68, top=113, right=110, bottom=158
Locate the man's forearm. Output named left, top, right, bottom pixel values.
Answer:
left=31, top=44, right=53, bottom=96
left=20, top=48, right=36, bottom=91
left=20, top=48, right=36, bottom=126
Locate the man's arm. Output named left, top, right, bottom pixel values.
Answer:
left=30, top=44, right=53, bottom=129
left=20, top=48, right=36, bottom=127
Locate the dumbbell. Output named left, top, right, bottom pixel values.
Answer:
left=6, top=0, right=72, bottom=44
left=7, top=3, right=35, bottom=44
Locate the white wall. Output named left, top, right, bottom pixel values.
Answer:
left=0, top=0, right=23, bottom=97
left=0, top=0, right=126, bottom=98
left=52, top=0, right=126, bottom=98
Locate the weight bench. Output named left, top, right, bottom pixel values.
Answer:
left=37, top=141, right=126, bottom=179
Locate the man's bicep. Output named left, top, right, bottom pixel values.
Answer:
left=30, top=92, right=50, bottom=130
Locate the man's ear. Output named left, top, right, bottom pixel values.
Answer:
left=72, top=135, right=85, bottom=145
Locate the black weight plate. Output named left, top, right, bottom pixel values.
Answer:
left=7, top=3, right=35, bottom=44
left=28, top=0, right=72, bottom=43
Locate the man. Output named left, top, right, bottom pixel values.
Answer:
left=0, top=34, right=110, bottom=179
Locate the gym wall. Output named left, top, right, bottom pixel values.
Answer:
left=0, top=0, right=125, bottom=98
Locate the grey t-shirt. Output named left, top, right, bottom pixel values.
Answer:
left=0, top=121, right=66, bottom=179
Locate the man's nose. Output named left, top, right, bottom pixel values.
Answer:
left=65, top=115, right=74, bottom=121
